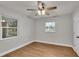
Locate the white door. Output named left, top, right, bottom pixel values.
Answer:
left=73, top=19, right=79, bottom=56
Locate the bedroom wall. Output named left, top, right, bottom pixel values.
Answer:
left=35, top=14, right=73, bottom=46
left=0, top=6, right=35, bottom=56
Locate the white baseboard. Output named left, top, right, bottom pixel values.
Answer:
left=34, top=40, right=79, bottom=56
left=0, top=40, right=34, bottom=57
left=0, top=40, right=74, bottom=56
left=72, top=47, right=79, bottom=56
left=34, top=40, right=73, bottom=48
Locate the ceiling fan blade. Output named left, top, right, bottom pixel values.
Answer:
left=47, top=6, right=57, bottom=10
left=26, top=9, right=36, bottom=11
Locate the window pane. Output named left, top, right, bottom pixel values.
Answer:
left=2, top=16, right=17, bottom=27
left=45, top=22, right=56, bottom=32
left=2, top=28, right=17, bottom=38
left=2, top=28, right=7, bottom=38
left=2, top=21, right=7, bottom=27
left=8, top=28, right=17, bottom=37
left=2, top=16, right=7, bottom=27
left=8, top=18, right=17, bottom=27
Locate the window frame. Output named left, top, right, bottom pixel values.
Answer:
left=0, top=16, right=17, bottom=40
left=45, top=22, right=56, bottom=32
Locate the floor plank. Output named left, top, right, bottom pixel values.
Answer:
left=3, top=42, right=78, bottom=57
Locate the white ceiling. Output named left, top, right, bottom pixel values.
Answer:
left=0, top=1, right=79, bottom=18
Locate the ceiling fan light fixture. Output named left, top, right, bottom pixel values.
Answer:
left=39, top=3, right=43, bottom=9
left=38, top=9, right=46, bottom=15
left=42, top=9, right=45, bottom=15
left=26, top=1, right=57, bottom=16
left=38, top=10, right=41, bottom=15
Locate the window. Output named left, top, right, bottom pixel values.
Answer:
left=45, top=22, right=56, bottom=32
left=1, top=16, right=17, bottom=38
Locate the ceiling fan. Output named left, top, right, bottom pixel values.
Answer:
left=26, top=1, right=57, bottom=16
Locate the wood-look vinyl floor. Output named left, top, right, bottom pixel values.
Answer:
left=3, top=42, right=78, bottom=57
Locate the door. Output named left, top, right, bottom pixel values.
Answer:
left=73, top=19, right=79, bottom=56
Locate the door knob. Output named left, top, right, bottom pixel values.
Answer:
left=76, top=36, right=79, bottom=38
